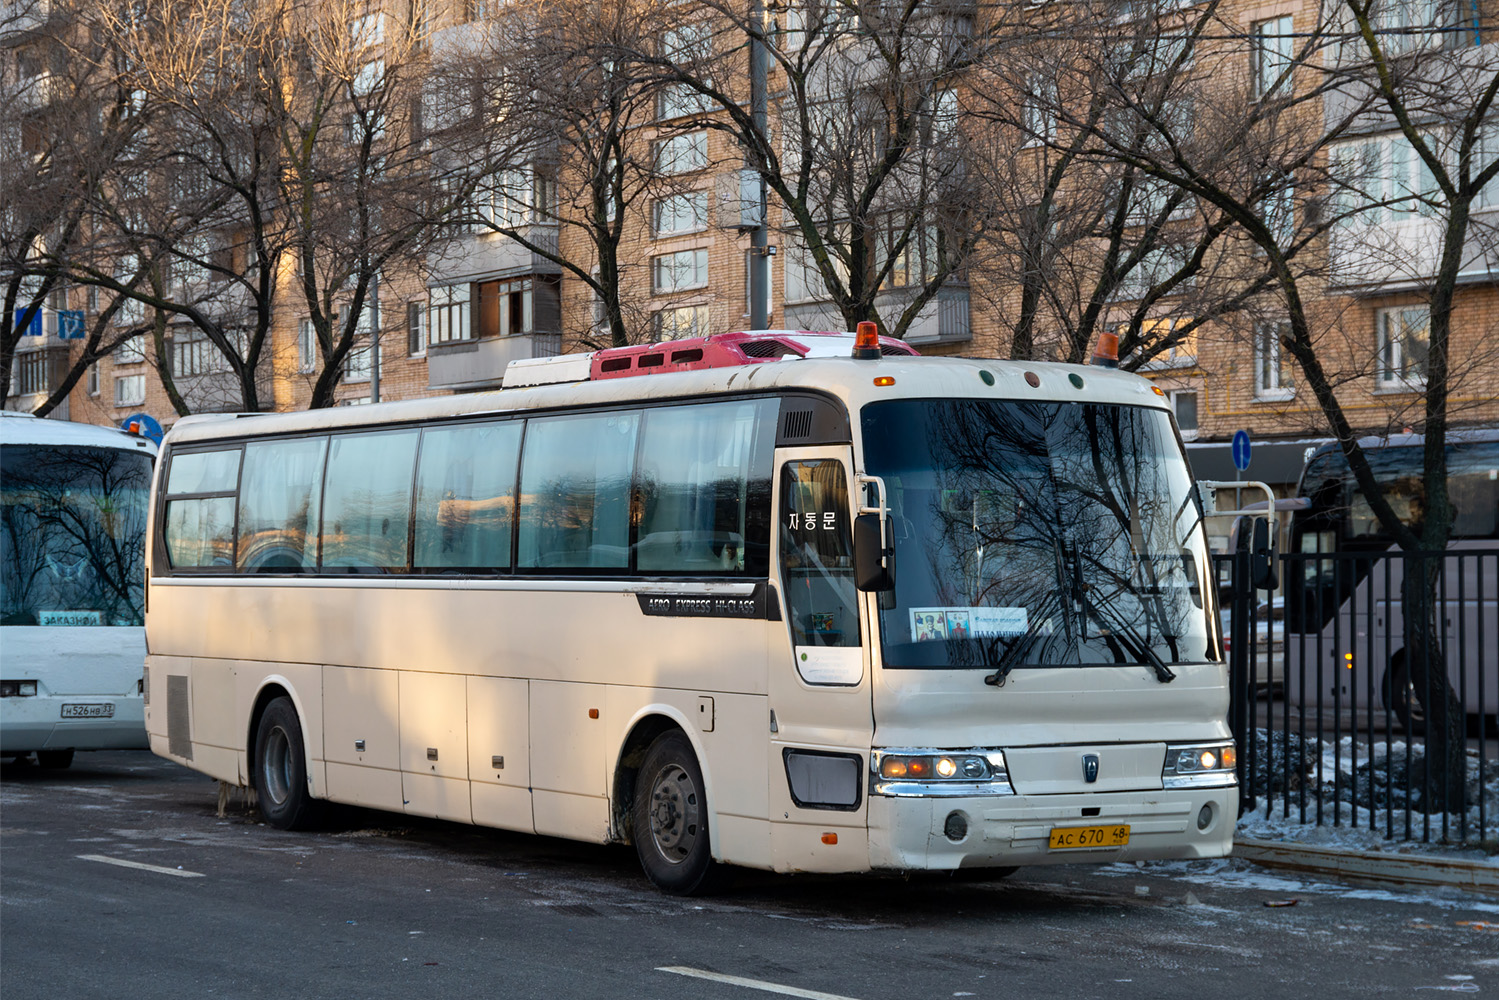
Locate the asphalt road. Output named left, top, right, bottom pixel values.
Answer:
left=2, top=751, right=1496, bottom=1000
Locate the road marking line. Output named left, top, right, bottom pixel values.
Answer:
left=76, top=855, right=205, bottom=878
left=656, top=967, right=863, bottom=1000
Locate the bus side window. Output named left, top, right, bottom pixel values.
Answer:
left=321, top=430, right=420, bottom=572
left=163, top=448, right=240, bottom=569
left=517, top=411, right=639, bottom=570
left=237, top=438, right=327, bottom=572
left=634, top=399, right=775, bottom=576
left=779, top=460, right=859, bottom=648
left=413, top=421, right=522, bottom=572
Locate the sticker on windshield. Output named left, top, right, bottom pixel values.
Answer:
left=38, top=610, right=102, bottom=627
left=911, top=606, right=1028, bottom=640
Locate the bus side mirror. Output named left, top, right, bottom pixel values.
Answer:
left=854, top=513, right=894, bottom=592
left=1250, top=517, right=1278, bottom=591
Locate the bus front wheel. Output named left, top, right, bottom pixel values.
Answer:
left=1382, top=656, right=1427, bottom=736
left=36, top=750, right=74, bottom=769
left=632, top=731, right=719, bottom=895
left=252, top=697, right=321, bottom=830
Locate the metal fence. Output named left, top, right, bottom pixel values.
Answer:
left=1214, top=547, right=1499, bottom=845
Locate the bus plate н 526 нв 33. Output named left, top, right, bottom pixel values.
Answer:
left=61, top=704, right=115, bottom=719
left=1048, top=824, right=1130, bottom=850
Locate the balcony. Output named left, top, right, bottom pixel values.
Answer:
left=783, top=285, right=971, bottom=345
left=426, top=332, right=562, bottom=392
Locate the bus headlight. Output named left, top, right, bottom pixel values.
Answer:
left=1162, top=742, right=1238, bottom=788
left=872, top=749, right=1015, bottom=797
left=1, top=680, right=38, bottom=698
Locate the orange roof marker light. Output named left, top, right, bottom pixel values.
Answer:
left=1090, top=330, right=1120, bottom=368
left=852, top=320, right=882, bottom=360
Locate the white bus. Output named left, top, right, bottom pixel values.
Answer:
left=1, top=412, right=156, bottom=767
left=144, top=328, right=1236, bottom=893
left=1284, top=430, right=1499, bottom=731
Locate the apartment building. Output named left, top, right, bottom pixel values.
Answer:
left=5, top=0, right=1496, bottom=478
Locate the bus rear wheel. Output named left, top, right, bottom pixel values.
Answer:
left=632, top=731, right=719, bottom=895
left=252, top=697, right=321, bottom=830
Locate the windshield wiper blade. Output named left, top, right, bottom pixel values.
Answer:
left=1063, top=545, right=1175, bottom=684
left=1081, top=594, right=1176, bottom=683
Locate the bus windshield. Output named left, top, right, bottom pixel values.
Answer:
left=861, top=399, right=1215, bottom=672
left=1, top=445, right=153, bottom=627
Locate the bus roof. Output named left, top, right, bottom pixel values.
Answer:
left=162, top=355, right=1171, bottom=448
left=0, top=411, right=157, bottom=454
left=1296, top=426, right=1499, bottom=493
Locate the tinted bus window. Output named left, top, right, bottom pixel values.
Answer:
left=163, top=448, right=240, bottom=569
left=635, top=400, right=775, bottom=575
left=321, top=430, right=419, bottom=572
left=518, top=412, right=639, bottom=569
left=237, top=438, right=327, bottom=572
left=414, top=421, right=522, bottom=571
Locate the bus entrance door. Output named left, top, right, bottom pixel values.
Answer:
left=767, top=452, right=873, bottom=873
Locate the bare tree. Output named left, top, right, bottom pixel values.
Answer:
left=606, top=0, right=989, bottom=339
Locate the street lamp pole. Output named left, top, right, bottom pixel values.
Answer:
left=749, top=0, right=770, bottom=331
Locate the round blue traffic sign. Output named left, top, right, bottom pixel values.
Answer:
left=1232, top=429, right=1251, bottom=472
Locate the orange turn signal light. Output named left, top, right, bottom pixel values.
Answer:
left=821, top=832, right=838, bottom=845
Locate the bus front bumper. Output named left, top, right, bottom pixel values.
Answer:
left=0, top=695, right=147, bottom=754
left=867, top=786, right=1238, bottom=871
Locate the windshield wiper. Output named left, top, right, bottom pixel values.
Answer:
left=1078, top=589, right=1176, bottom=683
left=1065, top=546, right=1175, bottom=684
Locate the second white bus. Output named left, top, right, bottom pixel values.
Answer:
left=145, top=330, right=1236, bottom=892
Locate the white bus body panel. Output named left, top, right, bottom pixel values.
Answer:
left=0, top=626, right=147, bottom=752
left=867, top=661, right=1236, bottom=869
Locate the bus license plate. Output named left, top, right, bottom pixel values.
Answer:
left=1048, top=824, right=1130, bottom=850
left=61, top=703, right=114, bottom=719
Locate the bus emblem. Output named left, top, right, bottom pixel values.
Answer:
left=1083, top=754, right=1099, bottom=783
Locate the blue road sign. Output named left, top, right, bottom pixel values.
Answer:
left=1232, top=429, right=1252, bottom=472
left=58, top=310, right=85, bottom=339
left=13, top=308, right=42, bottom=338
left=120, top=413, right=164, bottom=445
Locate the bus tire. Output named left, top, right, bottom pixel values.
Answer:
left=1382, top=655, right=1427, bottom=736
left=36, top=750, right=74, bottom=769
left=251, top=697, right=321, bottom=830
left=632, top=730, right=719, bottom=896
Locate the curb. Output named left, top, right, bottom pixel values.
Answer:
left=1234, top=838, right=1499, bottom=897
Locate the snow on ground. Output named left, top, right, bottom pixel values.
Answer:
left=1234, top=728, right=1499, bottom=863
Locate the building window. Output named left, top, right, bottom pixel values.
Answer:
left=653, top=304, right=711, bottom=341
left=658, top=82, right=711, bottom=120
left=87, top=362, right=99, bottom=396
left=1251, top=16, right=1294, bottom=99
left=172, top=332, right=236, bottom=377
left=114, top=374, right=146, bottom=407
left=1254, top=320, right=1294, bottom=400
left=474, top=278, right=534, bottom=338
left=14, top=351, right=52, bottom=395
left=1329, top=133, right=1437, bottom=227
left=1169, top=390, right=1198, bottom=439
left=652, top=192, right=707, bottom=238
left=1131, top=316, right=1198, bottom=369
left=1376, top=305, right=1429, bottom=388
left=1021, top=76, right=1057, bottom=146
left=343, top=305, right=374, bottom=382
left=654, top=131, right=708, bottom=174
left=651, top=249, right=708, bottom=294
left=429, top=284, right=472, bottom=344
left=407, top=301, right=427, bottom=356
left=298, top=318, right=317, bottom=372
left=117, top=335, right=146, bottom=365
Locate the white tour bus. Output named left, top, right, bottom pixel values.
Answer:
left=144, top=328, right=1236, bottom=893
left=1, top=412, right=156, bottom=767
left=1284, top=430, right=1499, bottom=730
